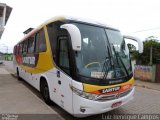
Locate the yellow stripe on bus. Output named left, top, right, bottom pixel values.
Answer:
left=21, top=52, right=54, bottom=74
left=83, top=77, right=134, bottom=92
left=20, top=26, right=54, bottom=74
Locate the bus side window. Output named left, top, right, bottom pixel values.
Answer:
left=14, top=46, right=16, bottom=55
left=16, top=46, right=18, bottom=55
left=35, top=29, right=46, bottom=53
left=16, top=45, right=18, bottom=55
left=19, top=43, right=23, bottom=55
left=22, top=40, right=28, bottom=54
left=46, top=23, right=58, bottom=63
left=28, top=36, right=35, bottom=53
left=58, top=36, right=70, bottom=75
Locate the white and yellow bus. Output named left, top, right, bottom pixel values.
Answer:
left=13, top=16, right=143, bottom=117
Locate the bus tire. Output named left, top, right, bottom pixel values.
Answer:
left=40, top=78, right=51, bottom=105
left=16, top=68, right=21, bottom=80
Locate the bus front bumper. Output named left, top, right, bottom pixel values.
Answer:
left=73, top=87, right=135, bottom=117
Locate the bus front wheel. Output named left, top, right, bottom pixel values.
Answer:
left=40, top=79, right=51, bottom=105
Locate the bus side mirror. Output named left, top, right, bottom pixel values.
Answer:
left=123, top=35, right=143, bottom=53
left=60, top=24, right=81, bottom=51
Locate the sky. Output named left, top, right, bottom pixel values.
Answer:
left=1, top=0, right=160, bottom=53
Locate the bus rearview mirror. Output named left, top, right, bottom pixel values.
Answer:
left=60, top=24, right=81, bottom=51
left=123, top=35, right=143, bottom=53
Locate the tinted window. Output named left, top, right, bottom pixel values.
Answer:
left=16, top=45, right=20, bottom=55
left=35, top=29, right=46, bottom=52
left=46, top=22, right=67, bottom=63
left=58, top=36, right=70, bottom=74
left=28, top=36, right=36, bottom=53
left=22, top=40, right=28, bottom=54
left=46, top=23, right=59, bottom=62
left=19, top=43, right=23, bottom=54
left=14, top=46, right=17, bottom=55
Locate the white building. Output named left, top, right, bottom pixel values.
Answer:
left=0, top=3, right=12, bottom=39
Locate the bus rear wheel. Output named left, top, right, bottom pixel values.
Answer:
left=41, top=79, right=51, bottom=105
left=16, top=68, right=21, bottom=80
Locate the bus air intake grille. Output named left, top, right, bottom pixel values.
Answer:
left=95, top=88, right=132, bottom=102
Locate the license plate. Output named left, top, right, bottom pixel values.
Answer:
left=111, top=101, right=122, bottom=108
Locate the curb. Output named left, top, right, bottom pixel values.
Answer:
left=134, top=84, right=160, bottom=91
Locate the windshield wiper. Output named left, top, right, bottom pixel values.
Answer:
left=112, top=44, right=129, bottom=78
left=102, top=46, right=114, bottom=79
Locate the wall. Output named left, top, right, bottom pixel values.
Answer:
left=134, top=65, right=156, bottom=82
left=156, top=64, right=160, bottom=83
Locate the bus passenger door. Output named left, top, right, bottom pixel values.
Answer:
left=56, top=36, right=73, bottom=114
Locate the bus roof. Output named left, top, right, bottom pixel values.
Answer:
left=41, top=16, right=117, bottom=30
left=17, top=16, right=119, bottom=44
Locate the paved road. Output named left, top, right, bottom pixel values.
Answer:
left=2, top=61, right=160, bottom=120
left=0, top=62, right=63, bottom=120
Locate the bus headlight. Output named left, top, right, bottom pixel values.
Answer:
left=70, top=86, right=99, bottom=100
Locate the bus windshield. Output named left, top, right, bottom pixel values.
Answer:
left=74, top=23, right=132, bottom=80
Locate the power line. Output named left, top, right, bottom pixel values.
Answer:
left=128, top=27, right=160, bottom=34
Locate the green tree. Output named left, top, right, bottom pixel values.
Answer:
left=131, top=36, right=160, bottom=65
